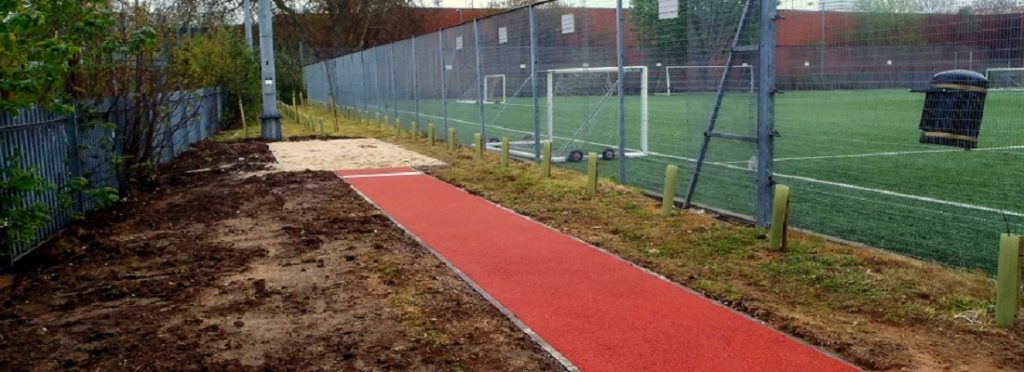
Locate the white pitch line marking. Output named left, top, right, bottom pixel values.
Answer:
left=340, top=171, right=425, bottom=179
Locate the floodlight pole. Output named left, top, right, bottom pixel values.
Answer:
left=243, top=0, right=253, bottom=50
left=755, top=0, right=778, bottom=227
left=615, top=0, right=626, bottom=183
left=257, top=0, right=282, bottom=140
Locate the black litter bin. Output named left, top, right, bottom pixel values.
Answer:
left=913, top=70, right=988, bottom=149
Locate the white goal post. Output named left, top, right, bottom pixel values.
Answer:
left=541, top=66, right=649, bottom=161
left=484, top=74, right=506, bottom=104
left=662, top=65, right=755, bottom=95
left=985, top=68, right=1024, bottom=91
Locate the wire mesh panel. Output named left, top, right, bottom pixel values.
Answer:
left=775, top=0, right=1024, bottom=272
left=622, top=0, right=762, bottom=217
left=442, top=22, right=481, bottom=144
left=477, top=9, right=536, bottom=152
left=392, top=39, right=417, bottom=129
left=416, top=31, right=444, bottom=134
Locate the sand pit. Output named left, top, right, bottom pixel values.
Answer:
left=268, top=138, right=444, bottom=171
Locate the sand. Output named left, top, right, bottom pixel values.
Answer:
left=267, top=138, right=444, bottom=171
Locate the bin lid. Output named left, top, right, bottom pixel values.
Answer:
left=931, top=69, right=988, bottom=89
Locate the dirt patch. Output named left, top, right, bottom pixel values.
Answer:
left=0, top=140, right=562, bottom=371
left=269, top=138, right=444, bottom=171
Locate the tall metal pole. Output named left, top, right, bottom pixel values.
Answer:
left=529, top=5, right=540, bottom=162
left=412, top=36, right=421, bottom=126
left=474, top=20, right=486, bottom=138
left=364, top=51, right=372, bottom=112
left=389, top=43, right=398, bottom=120
left=243, top=0, right=253, bottom=50
left=615, top=0, right=626, bottom=183
left=756, top=0, right=779, bottom=227
left=257, top=0, right=281, bottom=140
left=819, top=1, right=825, bottom=80
left=440, top=31, right=450, bottom=136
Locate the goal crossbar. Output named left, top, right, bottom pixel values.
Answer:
left=664, top=65, right=755, bottom=94
left=985, top=68, right=1024, bottom=91
left=545, top=66, right=649, bottom=156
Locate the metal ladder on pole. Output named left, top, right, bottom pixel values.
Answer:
left=683, top=0, right=760, bottom=209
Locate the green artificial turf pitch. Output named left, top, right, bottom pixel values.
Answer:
left=371, top=89, right=1023, bottom=273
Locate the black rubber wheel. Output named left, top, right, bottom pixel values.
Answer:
left=567, top=150, right=585, bottom=163
left=601, top=148, right=617, bottom=160
left=488, top=137, right=500, bottom=143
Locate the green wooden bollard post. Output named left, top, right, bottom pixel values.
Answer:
left=661, top=165, right=679, bottom=216
left=428, top=123, right=436, bottom=145
left=395, top=118, right=402, bottom=137
left=501, top=137, right=510, bottom=167
left=411, top=121, right=418, bottom=141
left=319, top=118, right=325, bottom=135
left=541, top=142, right=552, bottom=178
left=996, top=234, right=1022, bottom=328
left=586, top=152, right=598, bottom=196
left=474, top=133, right=483, bottom=159
left=769, top=185, right=791, bottom=251
left=448, top=128, right=457, bottom=151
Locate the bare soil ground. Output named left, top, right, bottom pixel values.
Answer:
left=0, top=140, right=562, bottom=371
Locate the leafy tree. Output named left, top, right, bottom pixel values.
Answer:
left=176, top=28, right=262, bottom=128
left=629, top=0, right=751, bottom=65
left=0, top=0, right=114, bottom=114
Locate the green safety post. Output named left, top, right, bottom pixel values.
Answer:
left=661, top=164, right=679, bottom=216
left=996, top=234, right=1023, bottom=328
left=501, top=137, right=510, bottom=167
left=448, top=128, right=457, bottom=151
left=395, top=118, right=402, bottom=136
left=541, top=142, right=552, bottom=178
left=319, top=118, right=325, bottom=134
left=474, top=133, right=483, bottom=159
left=411, top=121, right=418, bottom=141
left=428, top=123, right=436, bottom=145
left=587, top=152, right=598, bottom=196
left=769, top=185, right=791, bottom=251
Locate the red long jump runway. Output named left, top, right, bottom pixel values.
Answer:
left=337, top=167, right=857, bottom=372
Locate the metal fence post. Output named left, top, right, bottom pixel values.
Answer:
left=389, top=43, right=398, bottom=120
left=474, top=19, right=486, bottom=139
left=66, top=104, right=84, bottom=212
left=439, top=30, right=450, bottom=137
left=615, top=0, right=626, bottom=183
left=361, top=52, right=369, bottom=113
left=412, top=36, right=421, bottom=127
left=530, top=4, right=540, bottom=162
left=756, top=0, right=779, bottom=228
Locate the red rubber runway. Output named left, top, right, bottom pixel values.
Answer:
left=338, top=168, right=857, bottom=372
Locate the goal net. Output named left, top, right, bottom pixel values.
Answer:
left=486, top=66, right=649, bottom=162
left=660, top=65, right=755, bottom=95
left=484, top=74, right=506, bottom=104
left=986, top=68, right=1024, bottom=91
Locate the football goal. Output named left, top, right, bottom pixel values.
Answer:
left=985, top=68, right=1024, bottom=91
left=660, top=65, right=755, bottom=95
left=454, top=74, right=507, bottom=104
left=487, top=66, right=649, bottom=162
left=484, top=74, right=506, bottom=104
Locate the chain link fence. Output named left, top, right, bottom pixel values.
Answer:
left=304, top=0, right=1024, bottom=274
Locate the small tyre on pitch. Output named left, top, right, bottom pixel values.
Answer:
left=601, top=148, right=617, bottom=160
left=567, top=150, right=585, bottom=163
